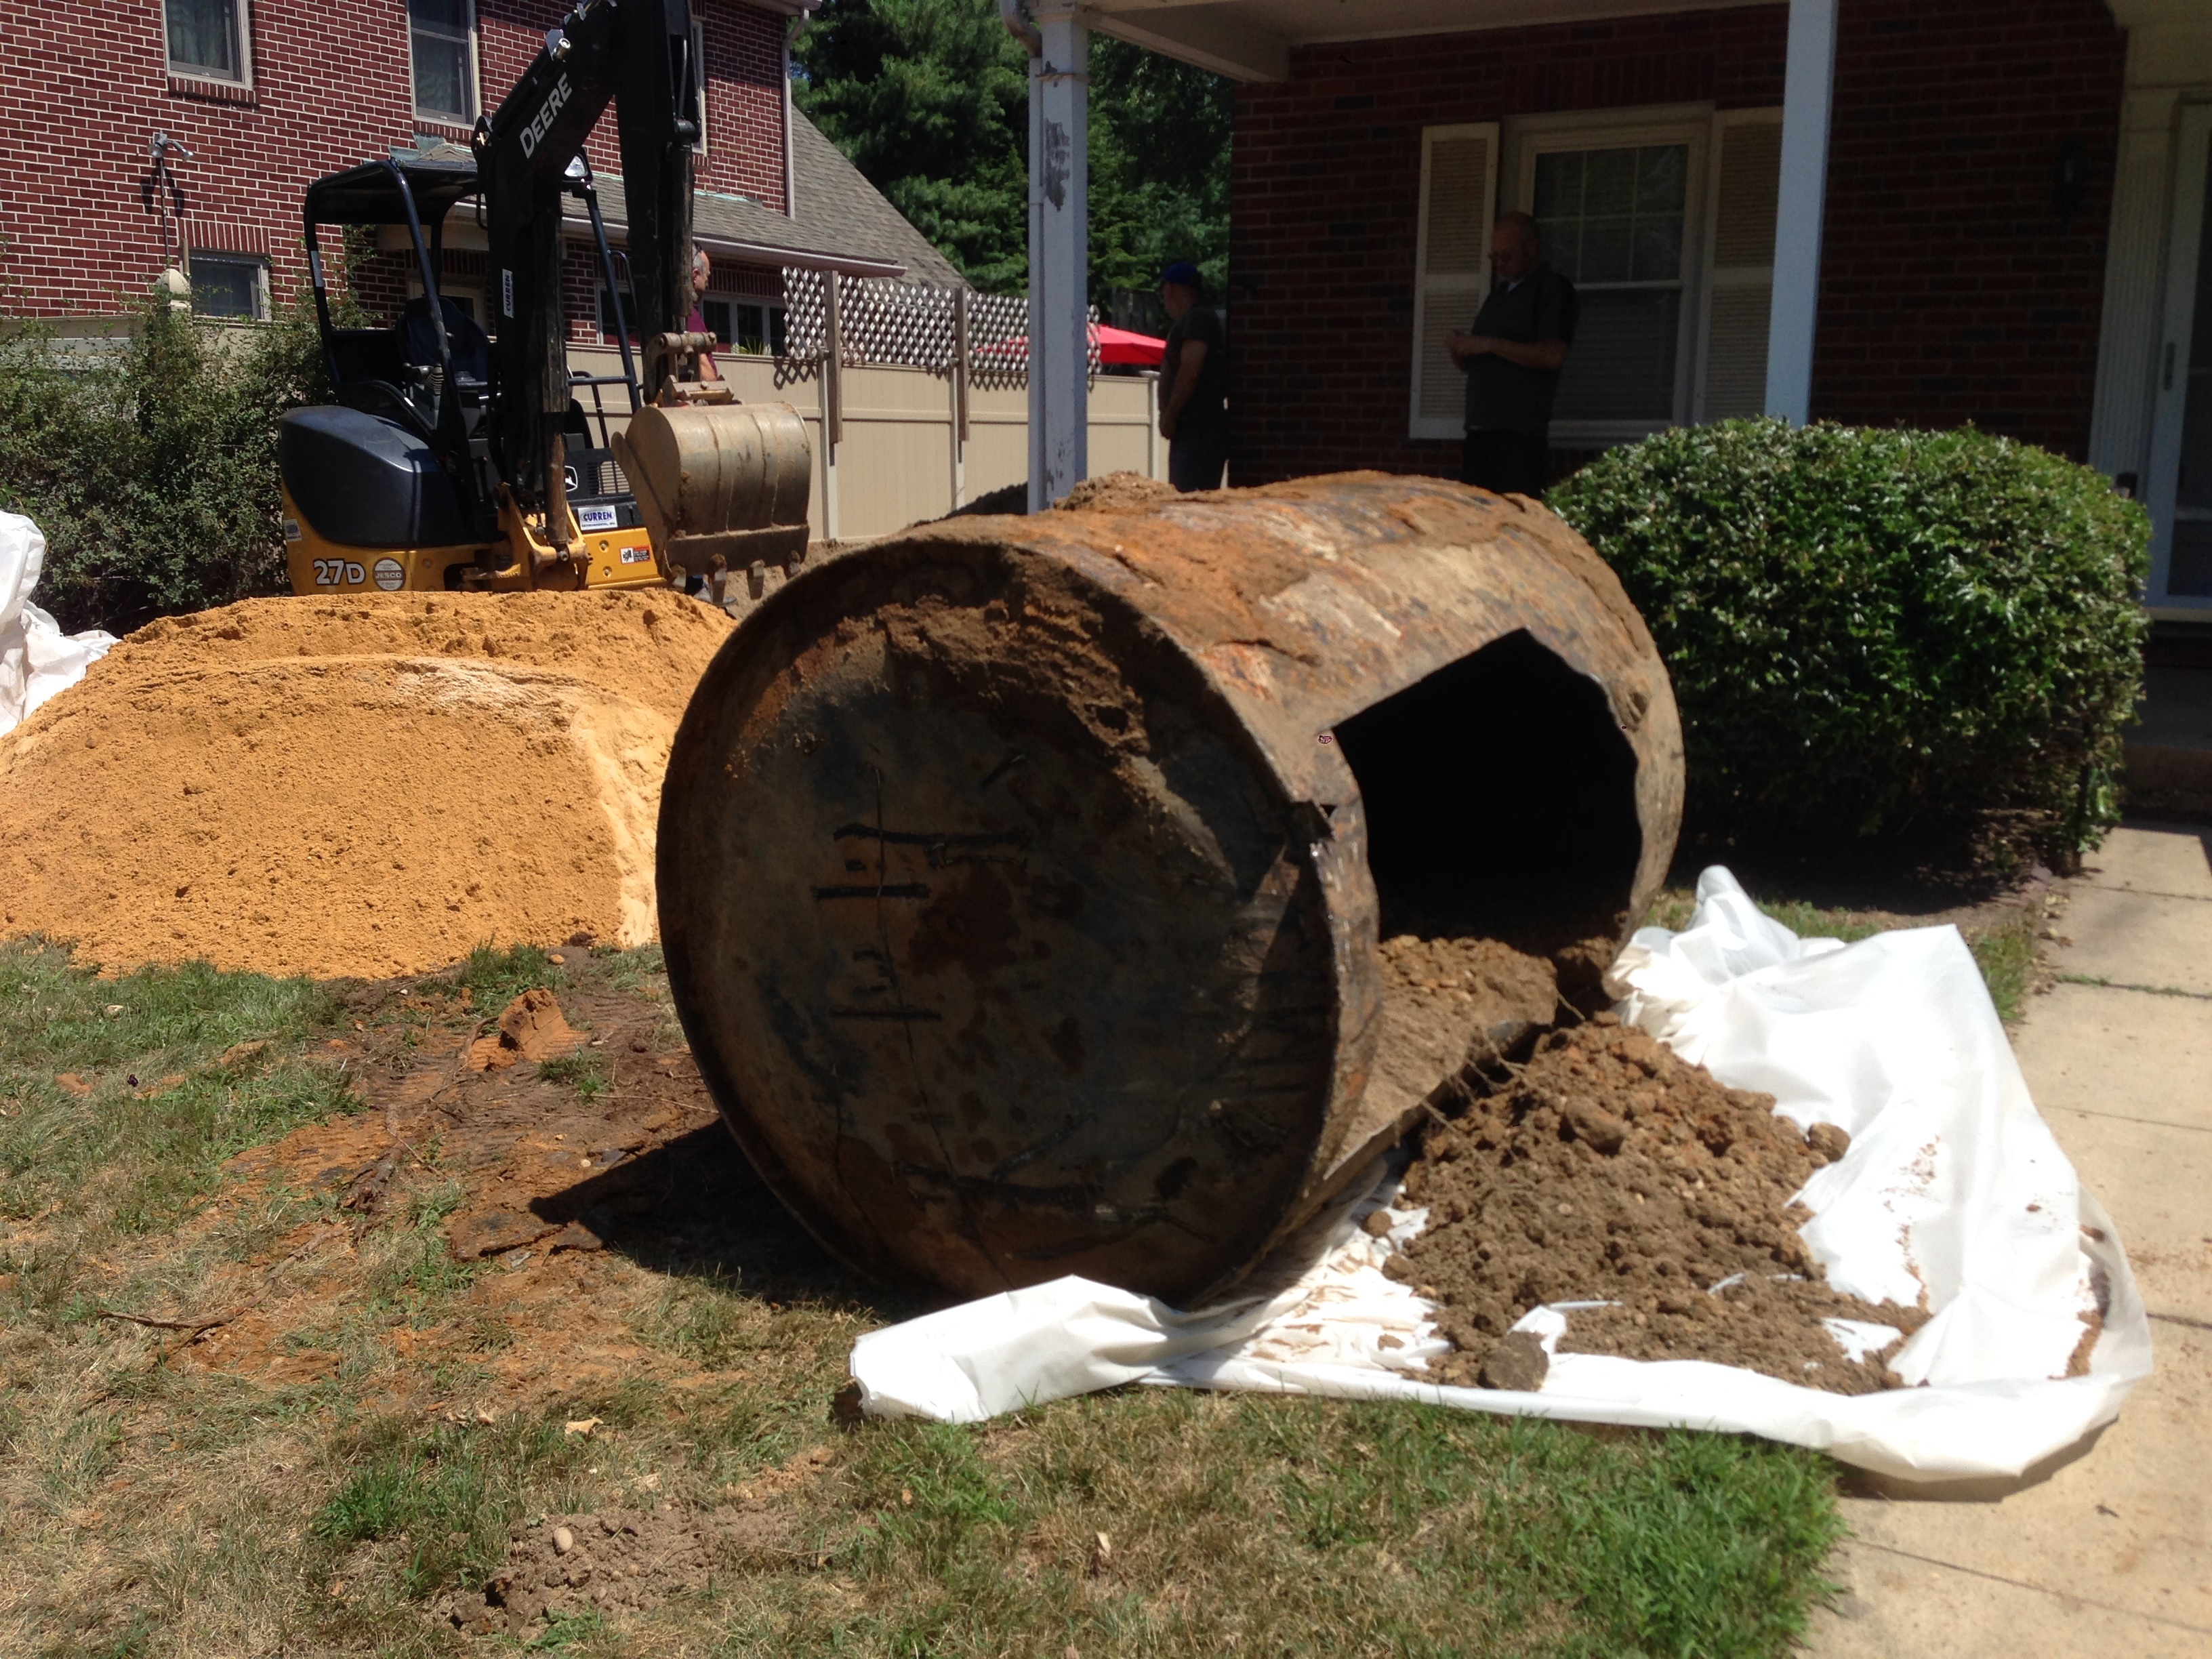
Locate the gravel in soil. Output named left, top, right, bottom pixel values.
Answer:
left=1387, top=1014, right=1929, bottom=1395
left=437, top=1504, right=800, bottom=1634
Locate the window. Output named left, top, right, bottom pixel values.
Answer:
left=191, top=254, right=266, bottom=320
left=605, top=289, right=783, bottom=354
left=166, top=0, right=248, bottom=83
left=1532, top=142, right=1690, bottom=430
left=410, top=0, right=477, bottom=125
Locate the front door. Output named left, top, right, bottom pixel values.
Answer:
left=2148, top=106, right=2212, bottom=611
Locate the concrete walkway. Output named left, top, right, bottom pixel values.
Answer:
left=1807, top=821, right=2212, bottom=1657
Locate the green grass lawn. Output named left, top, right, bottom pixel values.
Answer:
left=0, top=924, right=1875, bottom=1657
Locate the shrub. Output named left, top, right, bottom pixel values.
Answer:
left=1549, top=419, right=2149, bottom=866
left=0, top=285, right=337, bottom=636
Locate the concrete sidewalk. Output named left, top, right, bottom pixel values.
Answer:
left=1807, top=821, right=2212, bottom=1657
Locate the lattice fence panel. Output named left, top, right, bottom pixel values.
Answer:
left=779, top=270, right=1101, bottom=388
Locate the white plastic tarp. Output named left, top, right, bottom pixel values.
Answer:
left=1, top=511, right=116, bottom=739
left=851, top=868, right=2152, bottom=1483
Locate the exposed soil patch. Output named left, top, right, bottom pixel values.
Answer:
left=1389, top=1015, right=1928, bottom=1395
left=1054, top=470, right=1181, bottom=513
left=0, top=590, right=733, bottom=978
left=1371, top=933, right=1559, bottom=1111
left=438, top=1503, right=800, bottom=1634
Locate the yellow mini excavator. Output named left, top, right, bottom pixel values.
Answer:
left=279, top=0, right=808, bottom=596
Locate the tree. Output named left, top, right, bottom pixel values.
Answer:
left=793, top=1, right=1231, bottom=308
left=794, top=0, right=1031, bottom=293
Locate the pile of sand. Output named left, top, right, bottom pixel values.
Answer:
left=0, top=590, right=734, bottom=979
left=1389, top=1014, right=1929, bottom=1395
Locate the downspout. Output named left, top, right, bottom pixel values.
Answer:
left=783, top=7, right=813, bottom=218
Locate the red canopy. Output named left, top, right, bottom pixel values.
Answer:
left=979, top=325, right=1167, bottom=368
left=1094, top=324, right=1166, bottom=367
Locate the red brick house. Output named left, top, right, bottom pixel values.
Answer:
left=1090, top=0, right=2211, bottom=619
left=0, top=1, right=951, bottom=353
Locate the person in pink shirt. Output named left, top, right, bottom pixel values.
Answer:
left=689, top=248, right=724, bottom=383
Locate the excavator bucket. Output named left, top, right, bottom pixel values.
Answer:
left=615, top=402, right=813, bottom=575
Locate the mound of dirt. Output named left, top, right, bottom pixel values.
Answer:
left=1054, top=470, right=1181, bottom=512
left=439, top=1504, right=796, bottom=1635
left=0, top=590, right=733, bottom=978
left=1388, top=1015, right=1928, bottom=1395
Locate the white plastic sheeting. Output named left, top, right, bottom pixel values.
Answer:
left=0, top=512, right=115, bottom=739
left=851, top=868, right=2152, bottom=1483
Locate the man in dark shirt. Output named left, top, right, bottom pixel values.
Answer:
left=1450, top=211, right=1576, bottom=498
left=1159, top=260, right=1228, bottom=493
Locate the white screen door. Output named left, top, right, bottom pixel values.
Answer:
left=2148, top=106, right=2212, bottom=608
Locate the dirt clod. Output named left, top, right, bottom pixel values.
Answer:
left=1477, top=1330, right=1551, bottom=1392
left=438, top=1506, right=795, bottom=1635
left=1391, top=1019, right=1927, bottom=1394
left=469, top=989, right=583, bottom=1070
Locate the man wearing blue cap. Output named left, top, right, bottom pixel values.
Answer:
left=1158, top=261, right=1227, bottom=492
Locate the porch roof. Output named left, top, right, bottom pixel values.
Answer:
left=1089, top=0, right=2129, bottom=81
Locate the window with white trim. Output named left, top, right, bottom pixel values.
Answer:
left=602, top=289, right=784, bottom=355
left=1414, top=108, right=1782, bottom=447
left=165, top=0, right=250, bottom=83
left=1406, top=123, right=1500, bottom=441
left=1533, top=142, right=1691, bottom=430
left=409, top=0, right=478, bottom=126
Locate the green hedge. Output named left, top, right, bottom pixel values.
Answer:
left=1549, top=419, right=2149, bottom=865
left=0, top=289, right=335, bottom=637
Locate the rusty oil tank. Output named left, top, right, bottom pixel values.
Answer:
left=657, top=473, right=1683, bottom=1305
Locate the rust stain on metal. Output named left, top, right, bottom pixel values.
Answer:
left=658, top=473, right=1683, bottom=1305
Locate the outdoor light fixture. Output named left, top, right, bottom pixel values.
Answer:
left=2054, top=136, right=2089, bottom=225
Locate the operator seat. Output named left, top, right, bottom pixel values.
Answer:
left=398, top=295, right=490, bottom=385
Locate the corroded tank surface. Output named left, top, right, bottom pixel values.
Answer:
left=657, top=473, right=1683, bottom=1304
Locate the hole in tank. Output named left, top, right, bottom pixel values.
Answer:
left=1330, top=631, right=1646, bottom=1097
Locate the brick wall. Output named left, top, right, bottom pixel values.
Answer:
left=1811, top=0, right=2126, bottom=453
left=0, top=1, right=788, bottom=322
left=1227, top=0, right=2127, bottom=485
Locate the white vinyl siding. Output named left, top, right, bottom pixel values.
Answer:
left=1408, top=123, right=1500, bottom=441
left=1695, top=110, right=1784, bottom=421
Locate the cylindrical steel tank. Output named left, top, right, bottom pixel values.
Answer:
left=657, top=473, right=1683, bottom=1305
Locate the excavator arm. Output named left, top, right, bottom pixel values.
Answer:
left=473, top=0, right=808, bottom=573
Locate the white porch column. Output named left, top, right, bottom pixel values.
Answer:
left=1026, top=1, right=1089, bottom=510
left=1765, top=0, right=1837, bottom=425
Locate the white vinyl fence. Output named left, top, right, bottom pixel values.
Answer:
left=571, top=270, right=1164, bottom=544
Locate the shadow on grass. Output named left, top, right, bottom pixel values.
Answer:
left=526, top=1123, right=909, bottom=1321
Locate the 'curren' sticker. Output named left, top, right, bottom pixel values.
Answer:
left=619, top=546, right=653, bottom=564
left=282, top=518, right=303, bottom=544
left=502, top=269, right=514, bottom=319
left=373, top=558, right=405, bottom=592
left=578, top=504, right=618, bottom=532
